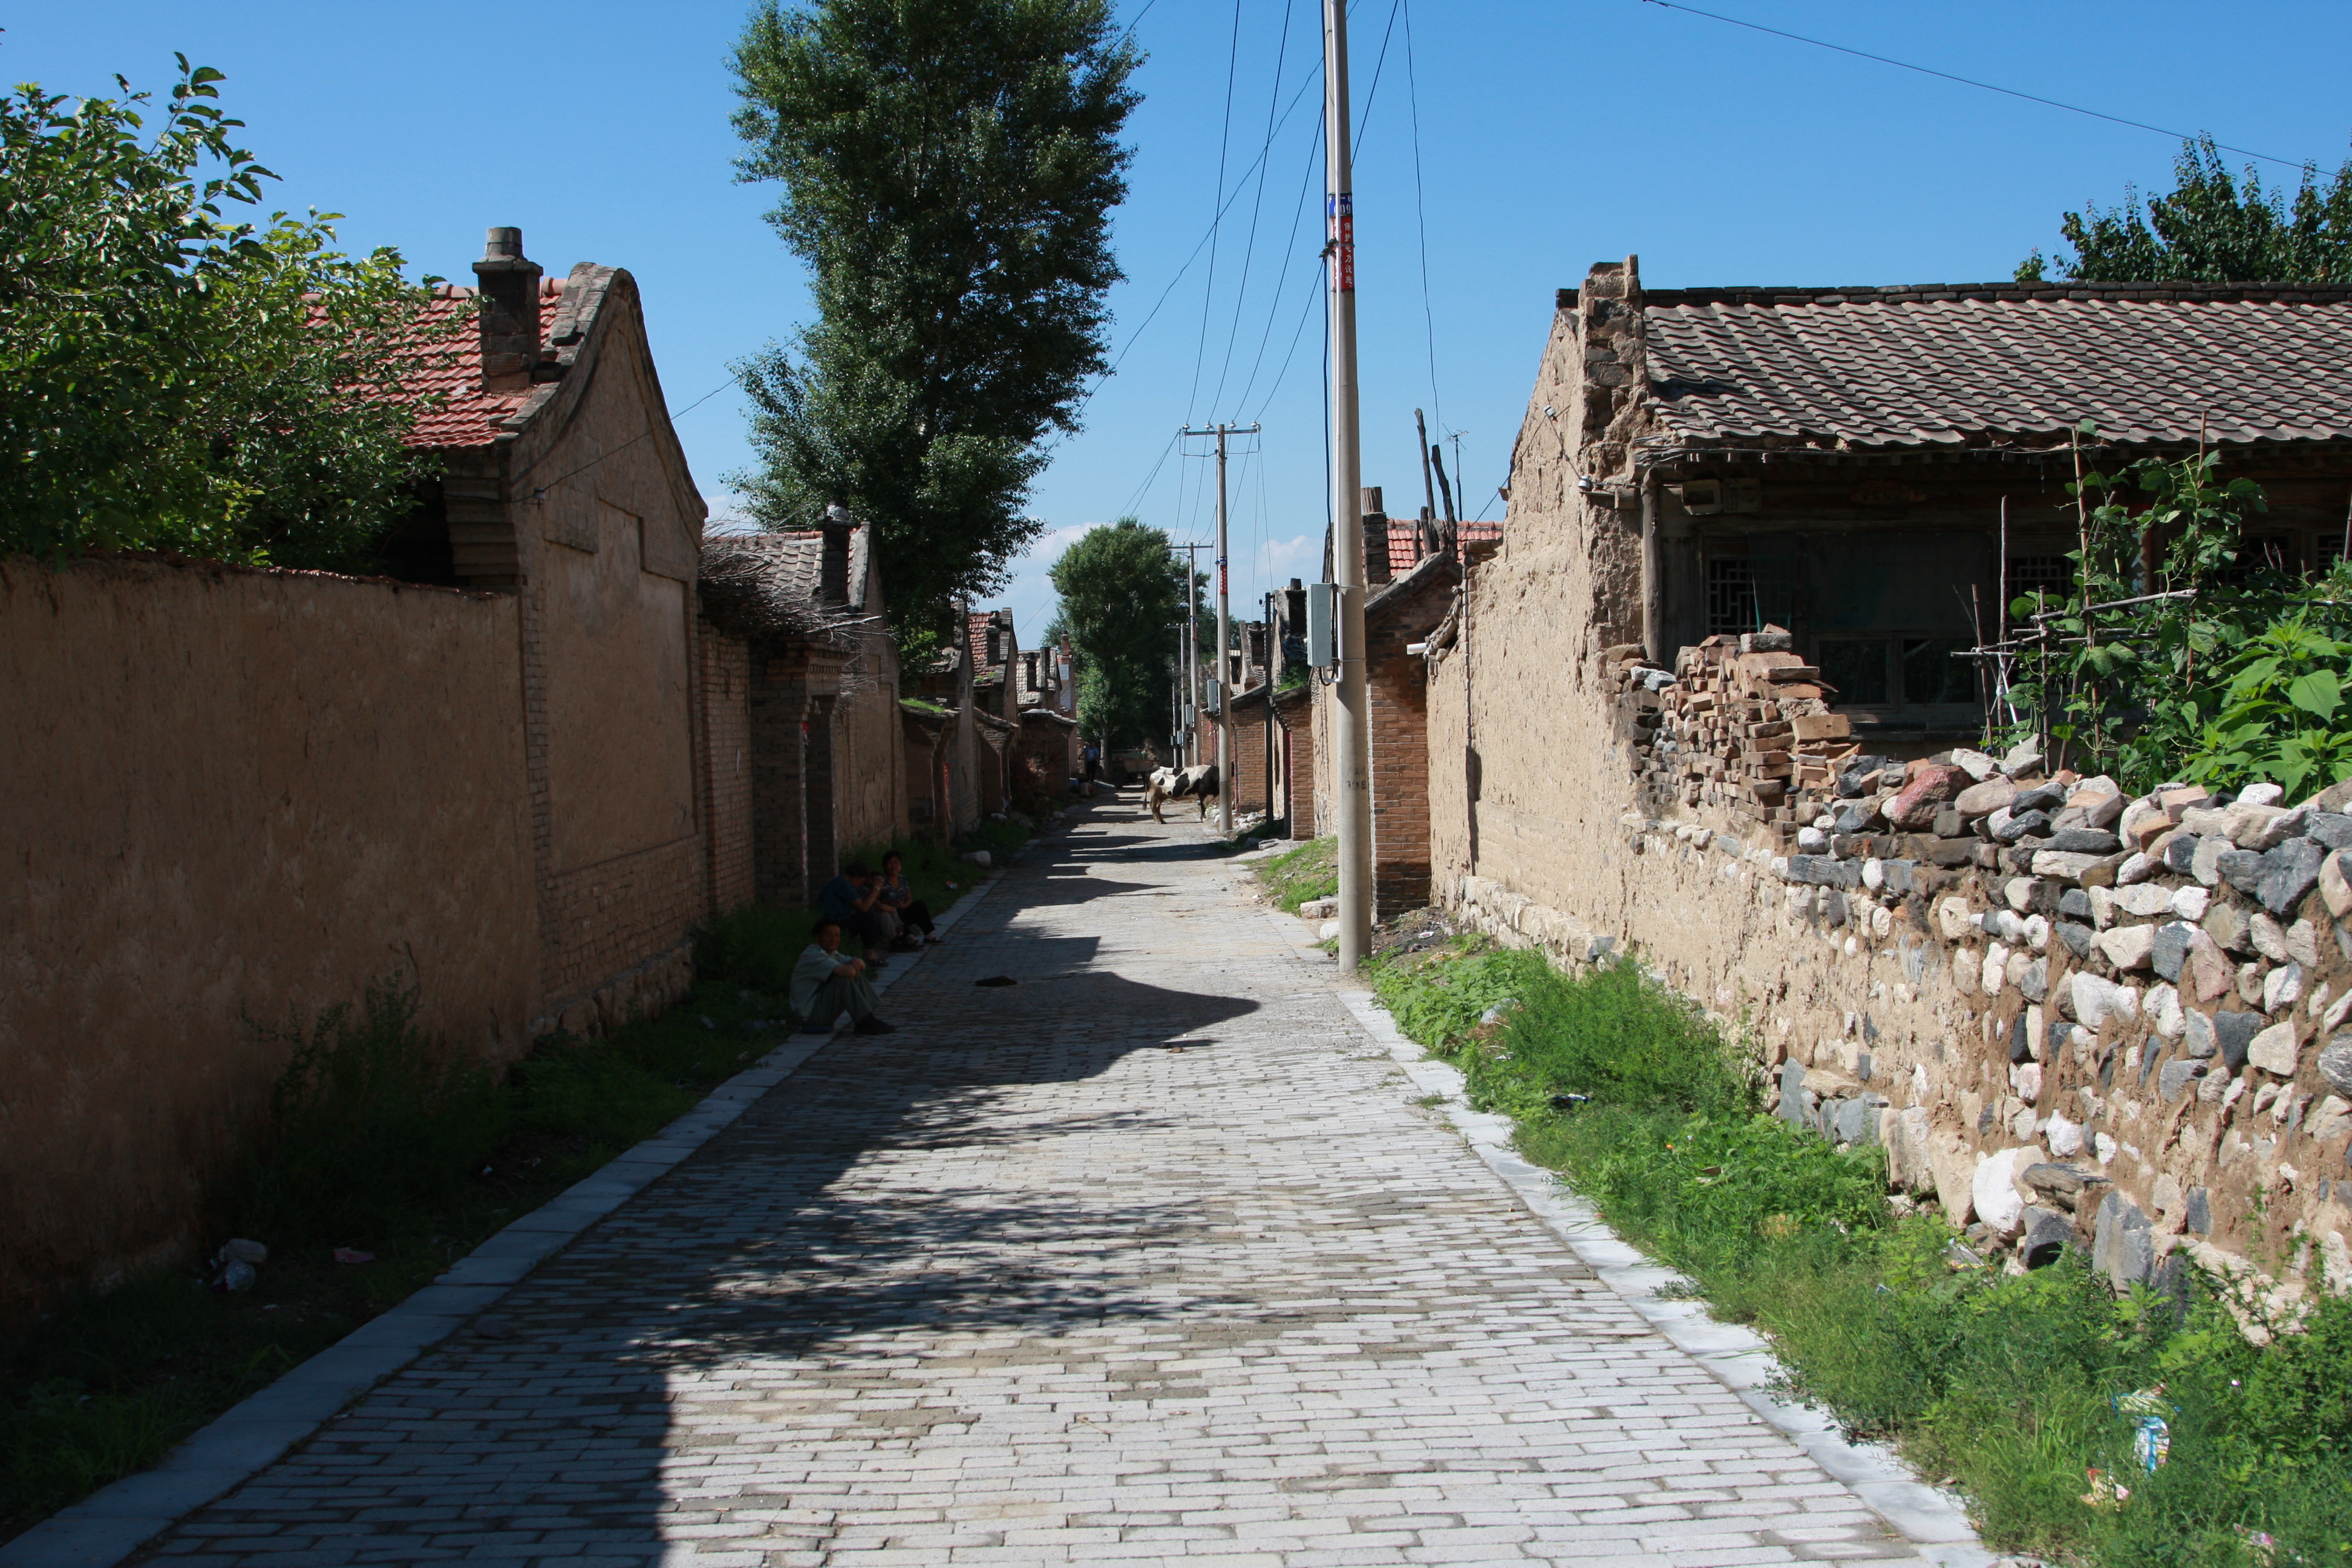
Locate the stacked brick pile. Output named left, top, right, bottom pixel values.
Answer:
left=1613, top=627, right=1855, bottom=825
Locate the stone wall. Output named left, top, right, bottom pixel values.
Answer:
left=1, top=554, right=540, bottom=1329
left=1423, top=266, right=2352, bottom=1290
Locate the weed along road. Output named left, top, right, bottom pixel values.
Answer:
left=126, top=794, right=1942, bottom=1568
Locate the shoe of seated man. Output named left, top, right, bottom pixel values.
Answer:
left=853, top=1016, right=897, bottom=1035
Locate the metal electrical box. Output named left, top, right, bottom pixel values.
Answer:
left=1305, top=581, right=1339, bottom=668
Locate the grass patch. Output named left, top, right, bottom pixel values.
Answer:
left=957, top=814, right=1039, bottom=864
left=1254, top=834, right=1337, bottom=913
left=1368, top=939, right=2352, bottom=1567
left=1, top=838, right=984, bottom=1543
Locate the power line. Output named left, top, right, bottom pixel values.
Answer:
left=1184, top=0, right=1246, bottom=426
left=1209, top=0, right=1298, bottom=422
left=1638, top=0, right=2311, bottom=171
left=1351, top=0, right=1403, bottom=161
left=1402, top=0, right=1440, bottom=448
left=1234, top=105, right=1325, bottom=415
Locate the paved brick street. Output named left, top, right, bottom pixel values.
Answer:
left=139, top=795, right=1927, bottom=1567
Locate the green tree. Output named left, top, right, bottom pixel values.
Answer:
left=1048, top=518, right=1186, bottom=749
left=2019, top=135, right=2352, bottom=283
left=728, top=0, right=1140, bottom=645
left=1, top=59, right=453, bottom=567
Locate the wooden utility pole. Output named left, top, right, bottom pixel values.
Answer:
left=1182, top=422, right=1259, bottom=837
left=1324, top=0, right=1372, bottom=968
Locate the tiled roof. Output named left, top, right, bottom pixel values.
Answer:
left=392, top=281, right=563, bottom=450
left=1383, top=520, right=1502, bottom=573
left=1630, top=283, right=2352, bottom=452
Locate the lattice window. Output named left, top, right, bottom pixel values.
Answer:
left=2005, top=554, right=2073, bottom=611
left=1706, top=557, right=1756, bottom=636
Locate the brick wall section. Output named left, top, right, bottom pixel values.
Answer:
left=747, top=650, right=841, bottom=909
left=697, top=620, right=755, bottom=913
left=1274, top=687, right=1315, bottom=837
left=1229, top=697, right=1270, bottom=814
left=543, top=837, right=702, bottom=1031
left=901, top=706, right=951, bottom=843
left=1010, top=712, right=1076, bottom=813
left=1366, top=569, right=1456, bottom=918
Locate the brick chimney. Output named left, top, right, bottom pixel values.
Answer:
left=1360, top=485, right=1391, bottom=586
left=818, top=503, right=855, bottom=606
left=472, top=227, right=544, bottom=391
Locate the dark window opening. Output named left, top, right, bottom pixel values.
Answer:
left=2006, top=554, right=2073, bottom=609
left=1815, top=638, right=1890, bottom=704
left=1706, top=557, right=1756, bottom=636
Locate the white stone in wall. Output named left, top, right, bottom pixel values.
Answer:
left=2048, top=1110, right=2085, bottom=1157
left=1983, top=942, right=2011, bottom=997
left=2250, top=1021, right=2301, bottom=1077
left=2096, top=1131, right=2119, bottom=1164
left=1936, top=895, right=1972, bottom=941
left=2252, top=912, right=2290, bottom=962
left=2172, top=884, right=2211, bottom=921
left=1952, top=748, right=2000, bottom=782
left=2005, top=877, right=2037, bottom=912
left=2097, top=924, right=2158, bottom=971
left=2073, top=972, right=2141, bottom=1030
left=1973, top=1146, right=2034, bottom=1235
left=2114, top=884, right=2172, bottom=919
left=2025, top=913, right=2052, bottom=952
left=2117, top=852, right=2157, bottom=886
left=2288, top=917, right=2321, bottom=969
left=2017, top=1062, right=2044, bottom=1104
left=2265, top=962, right=2305, bottom=1014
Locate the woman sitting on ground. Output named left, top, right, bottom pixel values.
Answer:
left=791, top=918, right=896, bottom=1035
left=875, top=850, right=938, bottom=949
left=817, top=860, right=893, bottom=967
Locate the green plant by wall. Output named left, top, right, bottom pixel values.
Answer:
left=1368, top=939, right=2352, bottom=1565
left=1252, top=835, right=1338, bottom=915
left=1996, top=433, right=2352, bottom=796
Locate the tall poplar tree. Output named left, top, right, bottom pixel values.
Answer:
left=728, top=0, right=1140, bottom=644
left=1048, top=518, right=1187, bottom=750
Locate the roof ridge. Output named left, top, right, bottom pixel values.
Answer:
left=1639, top=281, right=2352, bottom=307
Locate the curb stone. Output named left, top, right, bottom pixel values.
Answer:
left=0, top=871, right=1013, bottom=1568
left=1246, top=898, right=2025, bottom=1568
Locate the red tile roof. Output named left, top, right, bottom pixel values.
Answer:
left=391, top=280, right=563, bottom=450
left=1383, top=519, right=1501, bottom=573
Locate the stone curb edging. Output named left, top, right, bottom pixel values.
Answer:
left=0, top=867, right=1016, bottom=1568
left=1238, top=891, right=2019, bottom=1568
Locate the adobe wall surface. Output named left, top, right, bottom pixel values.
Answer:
left=0, top=555, right=539, bottom=1328
left=832, top=566, right=907, bottom=855
left=1429, top=273, right=2352, bottom=1292
left=513, top=312, right=706, bottom=1026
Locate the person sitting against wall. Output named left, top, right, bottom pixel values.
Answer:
left=817, top=860, right=893, bottom=967
left=791, top=918, right=895, bottom=1035
left=875, top=850, right=938, bottom=949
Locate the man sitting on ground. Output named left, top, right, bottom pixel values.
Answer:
left=875, top=850, right=938, bottom=949
left=817, top=860, right=893, bottom=967
left=791, top=918, right=895, bottom=1035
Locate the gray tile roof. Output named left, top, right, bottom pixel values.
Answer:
left=1624, top=281, right=2352, bottom=452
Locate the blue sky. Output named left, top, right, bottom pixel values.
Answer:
left=16, top=2, right=2352, bottom=647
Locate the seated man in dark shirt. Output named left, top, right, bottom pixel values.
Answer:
left=817, top=861, right=893, bottom=967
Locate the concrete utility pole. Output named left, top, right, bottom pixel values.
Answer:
left=1182, top=422, right=1260, bottom=837
left=1174, top=541, right=1209, bottom=765
left=1324, top=0, right=1373, bottom=969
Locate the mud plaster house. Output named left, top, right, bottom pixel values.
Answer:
left=1428, top=258, right=2352, bottom=1285
left=4, top=227, right=725, bottom=1324
left=696, top=511, right=907, bottom=908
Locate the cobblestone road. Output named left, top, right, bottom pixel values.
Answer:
left=140, top=795, right=1926, bottom=1567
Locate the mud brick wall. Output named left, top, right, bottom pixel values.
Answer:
left=1, top=554, right=540, bottom=1330
left=696, top=621, right=756, bottom=914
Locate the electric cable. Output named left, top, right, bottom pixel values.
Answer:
left=1639, top=0, right=2310, bottom=171
left=1209, top=0, right=1298, bottom=422
left=1403, top=0, right=1442, bottom=445
left=1184, top=0, right=1246, bottom=426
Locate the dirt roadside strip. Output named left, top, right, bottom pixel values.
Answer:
left=0, top=856, right=1031, bottom=1568
left=1230, top=871, right=2019, bottom=1568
